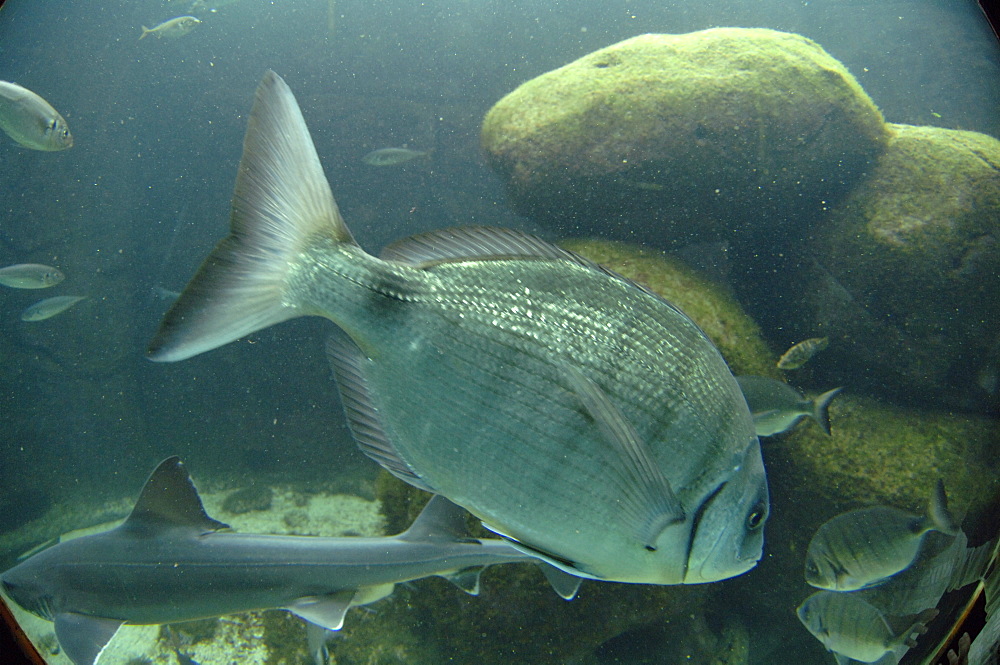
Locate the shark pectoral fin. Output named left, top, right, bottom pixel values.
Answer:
left=439, top=567, right=485, bottom=595
left=562, top=364, right=685, bottom=548
left=54, top=612, right=123, bottom=665
left=287, top=590, right=358, bottom=632
left=537, top=563, right=583, bottom=600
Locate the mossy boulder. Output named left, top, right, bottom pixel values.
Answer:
left=559, top=238, right=779, bottom=378
left=772, top=124, right=1000, bottom=412
left=481, top=29, right=889, bottom=246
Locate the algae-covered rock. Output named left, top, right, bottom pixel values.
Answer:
left=482, top=29, right=889, bottom=245
left=776, top=124, right=1000, bottom=412
left=560, top=238, right=779, bottom=378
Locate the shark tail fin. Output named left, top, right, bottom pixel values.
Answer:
left=811, top=387, right=842, bottom=435
left=147, top=70, right=354, bottom=363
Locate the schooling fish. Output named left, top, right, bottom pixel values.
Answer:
left=139, top=16, right=202, bottom=40
left=797, top=590, right=938, bottom=664
left=777, top=336, right=828, bottom=370
left=0, top=263, right=64, bottom=289
left=805, top=480, right=960, bottom=592
left=736, top=375, right=841, bottom=437
left=148, top=71, right=768, bottom=586
left=0, top=457, right=575, bottom=665
left=21, top=295, right=86, bottom=322
left=0, top=81, right=73, bottom=151
left=361, top=147, right=429, bottom=166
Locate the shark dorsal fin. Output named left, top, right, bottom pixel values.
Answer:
left=398, top=495, right=476, bottom=543
left=121, top=456, right=229, bottom=534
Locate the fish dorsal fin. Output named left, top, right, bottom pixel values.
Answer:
left=398, top=495, right=476, bottom=542
left=325, top=334, right=435, bottom=493
left=121, top=457, right=229, bottom=535
left=379, top=226, right=591, bottom=267
left=562, top=365, right=685, bottom=550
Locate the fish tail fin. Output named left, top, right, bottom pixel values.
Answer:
left=927, top=479, right=960, bottom=536
left=139, top=26, right=150, bottom=40
left=810, top=387, right=842, bottom=435
left=147, top=70, right=353, bottom=362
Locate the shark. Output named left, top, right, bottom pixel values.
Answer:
left=0, top=457, right=580, bottom=665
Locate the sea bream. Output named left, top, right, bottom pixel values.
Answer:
left=148, top=71, right=769, bottom=586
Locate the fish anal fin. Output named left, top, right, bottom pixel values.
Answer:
left=325, top=334, right=434, bottom=492
left=54, top=613, right=123, bottom=665
left=440, top=567, right=485, bottom=595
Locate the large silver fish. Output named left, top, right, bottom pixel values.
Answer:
left=148, top=71, right=768, bottom=585
left=0, top=81, right=73, bottom=151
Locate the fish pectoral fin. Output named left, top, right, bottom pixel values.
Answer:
left=287, top=590, right=358, bottom=632
left=54, top=612, right=123, bottom=665
left=562, top=364, right=685, bottom=548
left=439, top=566, right=485, bottom=595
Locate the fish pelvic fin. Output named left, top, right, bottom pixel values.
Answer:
left=810, top=387, right=842, bottom=436
left=148, top=71, right=353, bottom=362
left=562, top=364, right=685, bottom=550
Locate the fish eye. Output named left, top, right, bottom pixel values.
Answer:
left=746, top=501, right=767, bottom=530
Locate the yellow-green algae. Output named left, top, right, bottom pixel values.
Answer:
left=481, top=29, right=889, bottom=242
left=559, top=238, right=780, bottom=378
left=801, top=123, right=1000, bottom=411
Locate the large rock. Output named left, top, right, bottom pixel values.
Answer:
left=481, top=29, right=890, bottom=246
left=755, top=124, right=1000, bottom=413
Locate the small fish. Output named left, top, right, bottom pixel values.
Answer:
left=139, top=16, right=202, bottom=40
left=805, top=480, right=959, bottom=592
left=797, top=590, right=937, bottom=664
left=0, top=81, right=73, bottom=151
left=736, top=375, right=841, bottom=436
left=361, top=147, right=428, bottom=166
left=777, top=336, right=829, bottom=370
left=0, top=263, right=64, bottom=289
left=147, top=71, right=769, bottom=586
left=21, top=295, right=86, bottom=322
